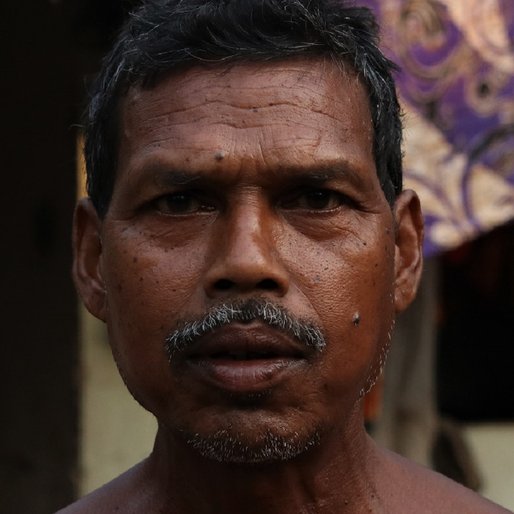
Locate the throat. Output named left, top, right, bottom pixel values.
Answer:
left=146, top=424, right=386, bottom=514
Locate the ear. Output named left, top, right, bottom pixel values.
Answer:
left=393, top=189, right=424, bottom=313
left=72, top=198, right=107, bottom=321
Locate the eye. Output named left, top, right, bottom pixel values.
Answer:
left=281, top=189, right=347, bottom=211
left=153, top=192, right=215, bottom=215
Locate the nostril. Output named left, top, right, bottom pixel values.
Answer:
left=212, top=277, right=279, bottom=292
left=258, top=278, right=279, bottom=290
left=214, top=278, right=234, bottom=291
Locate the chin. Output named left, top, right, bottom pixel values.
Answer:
left=183, top=426, right=322, bottom=464
left=174, top=409, right=323, bottom=464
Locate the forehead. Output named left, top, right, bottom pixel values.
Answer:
left=117, top=57, right=375, bottom=184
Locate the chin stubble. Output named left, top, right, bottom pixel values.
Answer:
left=184, top=428, right=322, bottom=464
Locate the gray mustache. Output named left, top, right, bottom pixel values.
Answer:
left=165, top=298, right=326, bottom=359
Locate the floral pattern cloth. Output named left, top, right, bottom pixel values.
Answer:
left=362, top=0, right=514, bottom=256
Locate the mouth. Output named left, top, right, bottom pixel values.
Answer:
left=178, top=324, right=311, bottom=394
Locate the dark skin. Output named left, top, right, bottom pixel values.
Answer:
left=64, top=59, right=510, bottom=513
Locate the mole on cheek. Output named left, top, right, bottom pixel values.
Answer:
left=214, top=151, right=225, bottom=162
left=352, top=312, right=361, bottom=326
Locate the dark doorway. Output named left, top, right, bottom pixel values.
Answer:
left=1, top=3, right=79, bottom=513
left=438, top=222, right=514, bottom=421
left=1, top=2, right=131, bottom=513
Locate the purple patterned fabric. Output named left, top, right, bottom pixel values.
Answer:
left=361, top=0, right=514, bottom=256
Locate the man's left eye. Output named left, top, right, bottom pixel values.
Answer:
left=153, top=192, right=215, bottom=215
left=281, top=189, right=346, bottom=211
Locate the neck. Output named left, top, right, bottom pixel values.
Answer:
left=143, top=408, right=386, bottom=514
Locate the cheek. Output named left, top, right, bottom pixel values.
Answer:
left=102, top=225, right=207, bottom=313
left=287, top=223, right=395, bottom=321
left=99, top=231, right=207, bottom=406
left=285, top=229, right=395, bottom=393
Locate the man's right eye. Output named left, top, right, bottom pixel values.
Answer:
left=153, top=192, right=215, bottom=215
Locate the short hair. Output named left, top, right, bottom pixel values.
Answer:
left=84, top=0, right=402, bottom=216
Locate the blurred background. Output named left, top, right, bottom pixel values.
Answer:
left=1, top=1, right=513, bottom=512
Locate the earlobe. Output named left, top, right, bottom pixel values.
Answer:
left=72, top=198, right=107, bottom=321
left=393, top=190, right=424, bottom=313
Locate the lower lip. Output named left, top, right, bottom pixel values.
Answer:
left=185, top=357, right=306, bottom=393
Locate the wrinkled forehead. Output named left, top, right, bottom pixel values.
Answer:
left=119, top=56, right=373, bottom=140
left=116, top=58, right=373, bottom=174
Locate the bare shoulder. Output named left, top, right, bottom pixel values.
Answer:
left=379, top=448, right=512, bottom=514
left=54, top=461, right=152, bottom=514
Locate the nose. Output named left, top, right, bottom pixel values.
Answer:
left=203, top=202, right=289, bottom=298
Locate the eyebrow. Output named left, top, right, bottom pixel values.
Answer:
left=152, top=169, right=204, bottom=187
left=302, top=166, right=361, bottom=182
left=283, top=163, right=371, bottom=189
left=142, top=159, right=371, bottom=190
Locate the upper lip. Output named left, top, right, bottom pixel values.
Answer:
left=183, top=322, right=310, bottom=360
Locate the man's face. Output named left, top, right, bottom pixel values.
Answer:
left=74, top=58, right=422, bottom=463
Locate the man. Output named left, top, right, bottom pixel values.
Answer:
left=61, top=0, right=510, bottom=512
